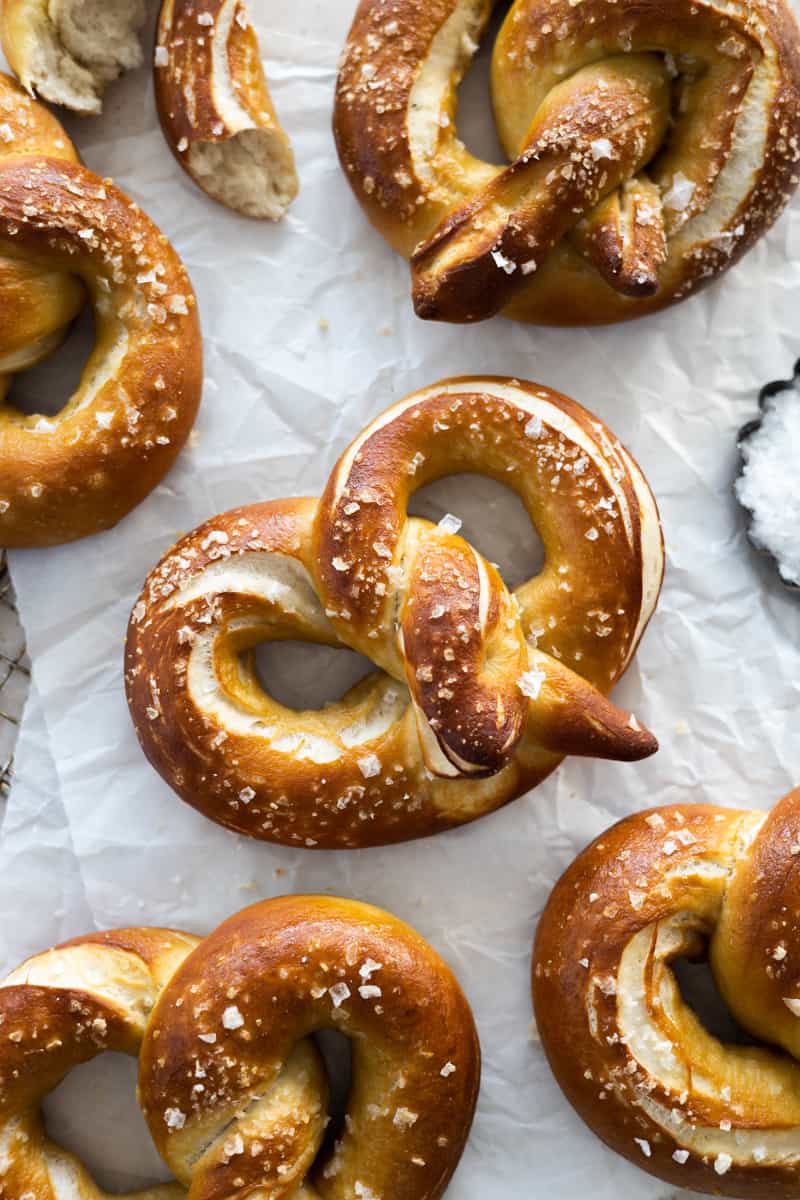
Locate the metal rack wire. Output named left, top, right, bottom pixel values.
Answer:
left=0, top=551, right=28, bottom=798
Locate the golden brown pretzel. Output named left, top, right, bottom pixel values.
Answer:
left=334, top=0, right=800, bottom=325
left=138, top=895, right=480, bottom=1200
left=0, top=148, right=203, bottom=547
left=533, top=788, right=800, bottom=1196
left=0, top=925, right=198, bottom=1199
left=126, top=376, right=663, bottom=848
left=0, top=0, right=299, bottom=218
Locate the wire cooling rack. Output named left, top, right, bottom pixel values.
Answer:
left=0, top=551, right=28, bottom=798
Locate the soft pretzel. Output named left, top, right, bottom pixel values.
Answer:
left=334, top=0, right=800, bottom=325
left=533, top=788, right=800, bottom=1197
left=126, top=376, right=663, bottom=848
left=0, top=924, right=198, bottom=1199
left=0, top=897, right=475, bottom=1198
left=0, top=0, right=299, bottom=219
left=0, top=150, right=203, bottom=547
left=139, top=895, right=480, bottom=1200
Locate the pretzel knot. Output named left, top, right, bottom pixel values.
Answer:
left=126, top=376, right=663, bottom=849
left=334, top=0, right=800, bottom=325
left=0, top=75, right=203, bottom=548
left=533, top=789, right=800, bottom=1196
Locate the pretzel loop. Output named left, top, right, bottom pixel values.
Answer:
left=334, top=0, right=800, bottom=324
left=533, top=789, right=800, bottom=1196
left=126, top=377, right=663, bottom=848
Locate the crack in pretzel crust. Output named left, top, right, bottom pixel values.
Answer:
left=0, top=926, right=198, bottom=1200
left=333, top=0, right=800, bottom=325
left=125, top=376, right=664, bottom=849
left=138, top=896, right=480, bottom=1200
left=0, top=898, right=478, bottom=1199
left=532, top=788, right=800, bottom=1197
left=0, top=83, right=202, bottom=547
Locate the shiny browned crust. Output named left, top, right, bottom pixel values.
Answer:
left=0, top=156, right=202, bottom=547
left=126, top=377, right=663, bottom=848
left=333, top=0, right=800, bottom=326
left=139, top=895, right=481, bottom=1199
left=533, top=790, right=800, bottom=1196
left=0, top=925, right=197, bottom=1199
left=155, top=0, right=298, bottom=218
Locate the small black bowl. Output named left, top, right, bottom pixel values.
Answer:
left=735, top=358, right=800, bottom=594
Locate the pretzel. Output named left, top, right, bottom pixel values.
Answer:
left=0, top=897, right=475, bottom=1197
left=0, top=147, right=203, bottom=547
left=126, top=376, right=663, bottom=848
left=533, top=788, right=800, bottom=1197
left=0, top=924, right=198, bottom=1199
left=334, top=0, right=800, bottom=325
left=138, top=895, right=480, bottom=1200
left=0, top=0, right=299, bottom=219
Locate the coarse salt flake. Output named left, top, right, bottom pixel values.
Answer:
left=590, top=137, right=614, bottom=160
left=663, top=171, right=696, bottom=213
left=518, top=667, right=546, bottom=700
left=438, top=513, right=462, bottom=535
left=491, top=249, right=517, bottom=274
left=393, top=1107, right=418, bottom=1129
left=222, top=1005, right=244, bottom=1030
left=358, top=754, right=381, bottom=778
left=329, top=982, right=351, bottom=1008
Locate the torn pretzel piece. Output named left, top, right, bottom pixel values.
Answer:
left=411, top=54, right=670, bottom=323
left=571, top=175, right=667, bottom=297
left=0, top=0, right=147, bottom=116
left=155, top=0, right=298, bottom=219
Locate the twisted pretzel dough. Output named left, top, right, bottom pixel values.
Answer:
left=0, top=0, right=299, bottom=218
left=0, top=137, right=203, bottom=547
left=0, top=925, right=198, bottom=1199
left=126, top=376, right=663, bottom=848
left=334, top=0, right=800, bottom=325
left=533, top=789, right=800, bottom=1196
left=139, top=895, right=480, bottom=1200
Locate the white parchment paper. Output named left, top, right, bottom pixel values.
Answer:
left=3, top=1, right=800, bottom=1195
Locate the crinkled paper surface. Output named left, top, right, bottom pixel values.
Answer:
left=2, top=1, right=800, bottom=1195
